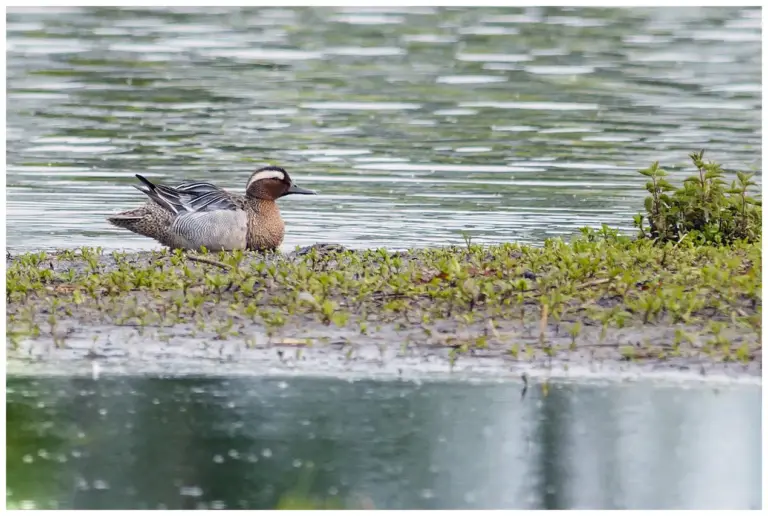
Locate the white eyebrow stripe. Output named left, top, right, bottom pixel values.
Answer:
left=247, top=170, right=285, bottom=189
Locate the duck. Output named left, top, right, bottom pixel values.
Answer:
left=106, top=166, right=316, bottom=251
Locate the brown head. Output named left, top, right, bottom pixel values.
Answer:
left=245, top=166, right=316, bottom=201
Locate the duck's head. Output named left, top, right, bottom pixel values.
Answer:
left=245, top=166, right=316, bottom=201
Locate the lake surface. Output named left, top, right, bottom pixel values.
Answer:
left=6, top=375, right=761, bottom=510
left=5, top=6, right=762, bottom=252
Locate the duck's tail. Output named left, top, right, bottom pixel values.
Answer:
left=107, top=174, right=175, bottom=231
left=106, top=207, right=147, bottom=229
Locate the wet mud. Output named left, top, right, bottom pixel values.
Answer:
left=7, top=242, right=762, bottom=380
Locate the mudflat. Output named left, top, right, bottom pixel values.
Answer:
left=6, top=235, right=762, bottom=379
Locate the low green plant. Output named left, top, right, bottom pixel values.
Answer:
left=635, top=150, right=761, bottom=245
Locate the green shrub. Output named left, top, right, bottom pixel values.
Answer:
left=634, top=150, right=761, bottom=245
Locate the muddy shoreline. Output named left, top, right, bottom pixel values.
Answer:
left=7, top=322, right=760, bottom=382
left=7, top=239, right=762, bottom=380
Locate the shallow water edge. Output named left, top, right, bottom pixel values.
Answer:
left=6, top=349, right=761, bottom=386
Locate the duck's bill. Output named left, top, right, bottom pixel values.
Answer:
left=286, top=184, right=317, bottom=195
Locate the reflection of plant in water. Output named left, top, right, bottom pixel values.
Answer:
left=276, top=492, right=375, bottom=510
left=273, top=462, right=350, bottom=510
left=275, top=493, right=346, bottom=510
left=6, top=396, right=74, bottom=509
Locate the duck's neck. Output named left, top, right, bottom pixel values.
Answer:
left=246, top=199, right=285, bottom=251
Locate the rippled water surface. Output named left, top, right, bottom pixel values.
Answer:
left=6, top=7, right=762, bottom=251
left=6, top=375, right=761, bottom=510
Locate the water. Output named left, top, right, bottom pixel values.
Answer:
left=6, top=375, right=761, bottom=510
left=6, top=6, right=762, bottom=252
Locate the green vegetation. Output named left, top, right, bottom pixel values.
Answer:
left=635, top=150, right=761, bottom=245
left=6, top=232, right=761, bottom=366
left=5, top=151, right=762, bottom=368
left=275, top=492, right=347, bottom=510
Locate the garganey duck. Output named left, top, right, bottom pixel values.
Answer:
left=107, top=166, right=316, bottom=251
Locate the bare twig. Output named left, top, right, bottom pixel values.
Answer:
left=186, top=255, right=233, bottom=270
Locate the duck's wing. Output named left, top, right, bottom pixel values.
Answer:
left=134, top=175, right=238, bottom=215
left=173, top=180, right=221, bottom=194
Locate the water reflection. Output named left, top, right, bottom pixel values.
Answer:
left=5, top=7, right=761, bottom=252
left=6, top=376, right=761, bottom=509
